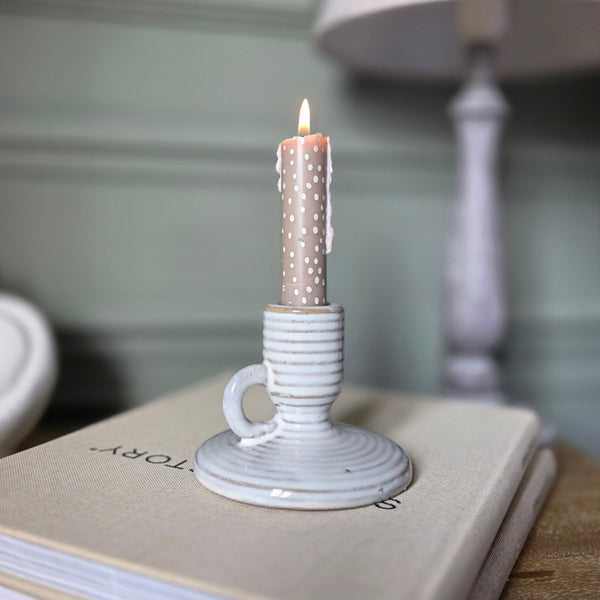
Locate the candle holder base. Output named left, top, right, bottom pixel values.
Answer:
left=194, top=304, right=412, bottom=510
left=195, top=424, right=412, bottom=510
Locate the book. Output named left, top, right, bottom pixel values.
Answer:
left=0, top=373, right=543, bottom=600
left=467, top=449, right=556, bottom=600
left=0, top=449, right=556, bottom=600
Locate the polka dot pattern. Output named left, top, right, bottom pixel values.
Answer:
left=279, top=132, right=329, bottom=306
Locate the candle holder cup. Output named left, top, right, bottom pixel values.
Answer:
left=194, top=304, right=412, bottom=509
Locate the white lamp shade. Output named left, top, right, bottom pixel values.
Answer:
left=315, top=0, right=600, bottom=79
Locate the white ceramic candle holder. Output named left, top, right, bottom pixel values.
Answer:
left=194, top=304, right=412, bottom=509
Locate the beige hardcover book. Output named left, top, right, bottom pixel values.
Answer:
left=468, top=449, right=557, bottom=600
left=0, top=373, right=541, bottom=600
left=0, top=448, right=556, bottom=600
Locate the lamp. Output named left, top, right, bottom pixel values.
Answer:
left=315, top=0, right=600, bottom=405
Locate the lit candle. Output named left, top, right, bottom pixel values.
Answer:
left=276, top=99, right=333, bottom=306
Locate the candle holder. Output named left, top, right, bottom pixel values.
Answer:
left=194, top=304, right=412, bottom=509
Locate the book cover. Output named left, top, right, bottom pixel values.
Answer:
left=0, top=374, right=540, bottom=600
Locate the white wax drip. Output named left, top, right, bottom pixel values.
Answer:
left=325, top=138, right=334, bottom=254
left=276, top=144, right=282, bottom=193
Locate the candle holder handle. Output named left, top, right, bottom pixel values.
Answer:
left=222, top=364, right=277, bottom=441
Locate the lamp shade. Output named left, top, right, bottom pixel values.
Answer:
left=315, top=0, right=600, bottom=79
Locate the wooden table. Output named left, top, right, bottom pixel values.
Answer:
left=18, top=425, right=600, bottom=599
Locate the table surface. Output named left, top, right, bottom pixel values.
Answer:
left=17, top=423, right=600, bottom=599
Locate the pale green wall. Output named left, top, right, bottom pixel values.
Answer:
left=0, top=3, right=599, bottom=456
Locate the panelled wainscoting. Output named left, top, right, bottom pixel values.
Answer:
left=0, top=1, right=599, bottom=457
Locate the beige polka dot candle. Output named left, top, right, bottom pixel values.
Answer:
left=276, top=99, right=333, bottom=306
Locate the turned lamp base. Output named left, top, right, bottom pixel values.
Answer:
left=194, top=304, right=412, bottom=510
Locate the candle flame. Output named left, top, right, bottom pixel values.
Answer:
left=298, top=98, right=310, bottom=135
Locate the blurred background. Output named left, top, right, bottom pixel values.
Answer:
left=0, top=1, right=599, bottom=457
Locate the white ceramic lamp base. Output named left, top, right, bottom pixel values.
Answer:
left=194, top=304, right=412, bottom=510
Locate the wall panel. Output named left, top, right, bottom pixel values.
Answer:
left=0, top=8, right=599, bottom=456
